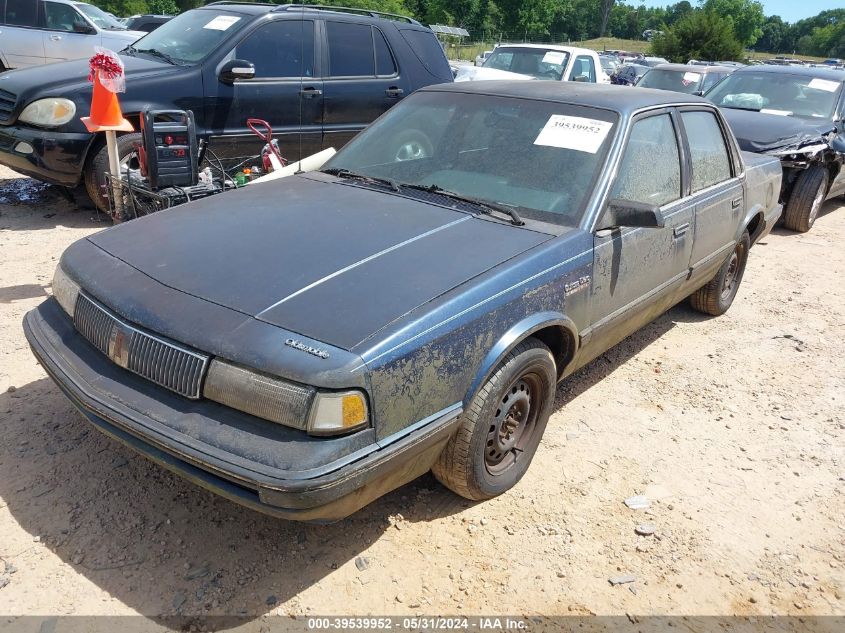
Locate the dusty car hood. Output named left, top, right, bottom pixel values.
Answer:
left=720, top=107, right=836, bottom=154
left=454, top=66, right=534, bottom=82
left=87, top=174, right=553, bottom=350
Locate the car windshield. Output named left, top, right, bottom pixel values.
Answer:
left=483, top=47, right=570, bottom=80
left=706, top=71, right=842, bottom=119
left=75, top=3, right=126, bottom=30
left=322, top=91, right=618, bottom=228
left=638, top=69, right=703, bottom=94
left=127, top=9, right=248, bottom=64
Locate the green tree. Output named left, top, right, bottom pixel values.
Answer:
left=148, top=0, right=179, bottom=14
left=652, top=10, right=743, bottom=62
left=756, top=15, right=789, bottom=53
left=701, top=0, right=764, bottom=47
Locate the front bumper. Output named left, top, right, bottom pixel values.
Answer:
left=0, top=125, right=93, bottom=186
left=24, top=299, right=462, bottom=522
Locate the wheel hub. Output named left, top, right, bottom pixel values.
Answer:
left=486, top=381, right=533, bottom=471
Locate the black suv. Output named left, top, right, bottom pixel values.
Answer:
left=0, top=2, right=453, bottom=209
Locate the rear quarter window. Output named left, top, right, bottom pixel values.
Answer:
left=399, top=28, right=452, bottom=80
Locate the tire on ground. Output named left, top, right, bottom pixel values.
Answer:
left=782, top=165, right=828, bottom=233
left=432, top=338, right=556, bottom=501
left=689, top=230, right=750, bottom=316
left=83, top=132, right=142, bottom=214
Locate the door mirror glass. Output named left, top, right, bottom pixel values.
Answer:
left=830, top=133, right=845, bottom=153
left=602, top=199, right=665, bottom=229
left=73, top=20, right=96, bottom=34
left=219, top=59, right=255, bottom=83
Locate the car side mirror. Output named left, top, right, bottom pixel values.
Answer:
left=73, top=20, right=96, bottom=35
left=600, top=199, right=665, bottom=230
left=830, top=133, right=845, bottom=153
left=219, top=59, right=255, bottom=84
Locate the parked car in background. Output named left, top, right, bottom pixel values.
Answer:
left=124, top=14, right=173, bottom=33
left=456, top=44, right=610, bottom=83
left=0, top=0, right=144, bottom=70
left=0, top=2, right=453, bottom=210
left=638, top=56, right=670, bottom=67
left=24, top=81, right=782, bottom=521
left=637, top=64, right=734, bottom=96
left=612, top=63, right=650, bottom=86
left=707, top=65, right=845, bottom=232
left=475, top=49, right=493, bottom=66
left=599, top=54, right=619, bottom=78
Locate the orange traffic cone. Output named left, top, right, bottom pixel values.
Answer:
left=81, top=74, right=133, bottom=133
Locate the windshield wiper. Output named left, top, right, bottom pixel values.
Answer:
left=403, top=183, right=526, bottom=226
left=136, top=48, right=179, bottom=65
left=123, top=45, right=136, bottom=57
left=321, top=168, right=401, bottom=193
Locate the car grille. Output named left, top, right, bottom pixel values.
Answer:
left=73, top=293, right=209, bottom=399
left=0, top=89, right=17, bottom=123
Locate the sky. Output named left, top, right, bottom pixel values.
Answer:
left=630, top=1, right=833, bottom=24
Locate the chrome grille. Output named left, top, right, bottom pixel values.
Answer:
left=0, top=89, right=16, bottom=123
left=73, top=293, right=209, bottom=399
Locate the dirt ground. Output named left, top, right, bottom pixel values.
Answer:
left=0, top=164, right=843, bottom=621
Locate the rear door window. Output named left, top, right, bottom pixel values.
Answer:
left=682, top=111, right=732, bottom=192
left=327, top=21, right=374, bottom=77
left=5, top=0, right=39, bottom=26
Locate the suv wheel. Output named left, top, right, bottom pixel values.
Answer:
left=83, top=132, right=142, bottom=215
left=782, top=165, right=828, bottom=233
left=432, top=339, right=556, bottom=501
left=689, top=231, right=750, bottom=316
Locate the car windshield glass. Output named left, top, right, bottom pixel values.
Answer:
left=128, top=10, right=248, bottom=64
left=706, top=72, right=842, bottom=119
left=75, top=3, right=125, bottom=30
left=483, top=47, right=570, bottom=80
left=638, top=69, right=703, bottom=94
left=322, top=91, right=618, bottom=228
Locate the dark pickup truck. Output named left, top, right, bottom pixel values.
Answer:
left=0, top=2, right=453, bottom=210
left=24, top=83, right=782, bottom=522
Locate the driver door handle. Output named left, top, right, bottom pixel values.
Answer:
left=673, top=222, right=690, bottom=238
left=385, top=86, right=404, bottom=98
left=731, top=197, right=742, bottom=209
left=50, top=35, right=62, bottom=41
left=299, top=87, right=322, bottom=98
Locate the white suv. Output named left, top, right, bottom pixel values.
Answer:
left=0, top=0, right=144, bottom=70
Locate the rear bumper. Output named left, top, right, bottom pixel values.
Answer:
left=23, top=299, right=462, bottom=522
left=0, top=125, right=93, bottom=186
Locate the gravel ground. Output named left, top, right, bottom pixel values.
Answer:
left=0, top=165, right=843, bottom=620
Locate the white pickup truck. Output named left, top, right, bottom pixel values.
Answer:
left=456, top=44, right=610, bottom=84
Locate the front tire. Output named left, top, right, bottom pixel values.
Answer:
left=782, top=165, right=828, bottom=233
left=83, top=132, right=142, bottom=214
left=689, top=231, right=750, bottom=316
left=432, top=339, right=556, bottom=501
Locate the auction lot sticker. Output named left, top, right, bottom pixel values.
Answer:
left=534, top=115, right=613, bottom=153
left=808, top=78, right=839, bottom=92
left=204, top=15, right=241, bottom=30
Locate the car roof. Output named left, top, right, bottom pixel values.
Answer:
left=733, top=64, right=845, bottom=81
left=203, top=2, right=422, bottom=24
left=653, top=64, right=735, bottom=73
left=422, top=80, right=711, bottom=114
left=493, top=43, right=597, bottom=57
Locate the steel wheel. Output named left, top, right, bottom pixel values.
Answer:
left=485, top=374, right=542, bottom=475
left=719, top=251, right=740, bottom=302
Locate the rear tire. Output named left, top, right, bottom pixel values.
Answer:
left=432, top=339, right=556, bottom=501
left=689, top=231, right=750, bottom=316
left=782, top=165, right=828, bottom=233
left=83, top=132, right=142, bottom=214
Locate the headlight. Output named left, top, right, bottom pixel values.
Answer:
left=52, top=264, right=80, bottom=317
left=203, top=359, right=369, bottom=436
left=307, top=390, right=369, bottom=436
left=19, top=98, right=77, bottom=127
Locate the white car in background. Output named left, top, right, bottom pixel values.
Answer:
left=0, top=0, right=144, bottom=70
left=456, top=44, right=610, bottom=84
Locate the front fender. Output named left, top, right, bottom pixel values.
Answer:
left=464, top=312, right=578, bottom=406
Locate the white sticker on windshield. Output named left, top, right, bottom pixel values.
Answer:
left=682, top=72, right=701, bottom=84
left=761, top=108, right=792, bottom=116
left=542, top=51, right=566, bottom=65
left=808, top=78, right=839, bottom=92
left=203, top=15, right=241, bottom=31
left=534, top=115, right=613, bottom=153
